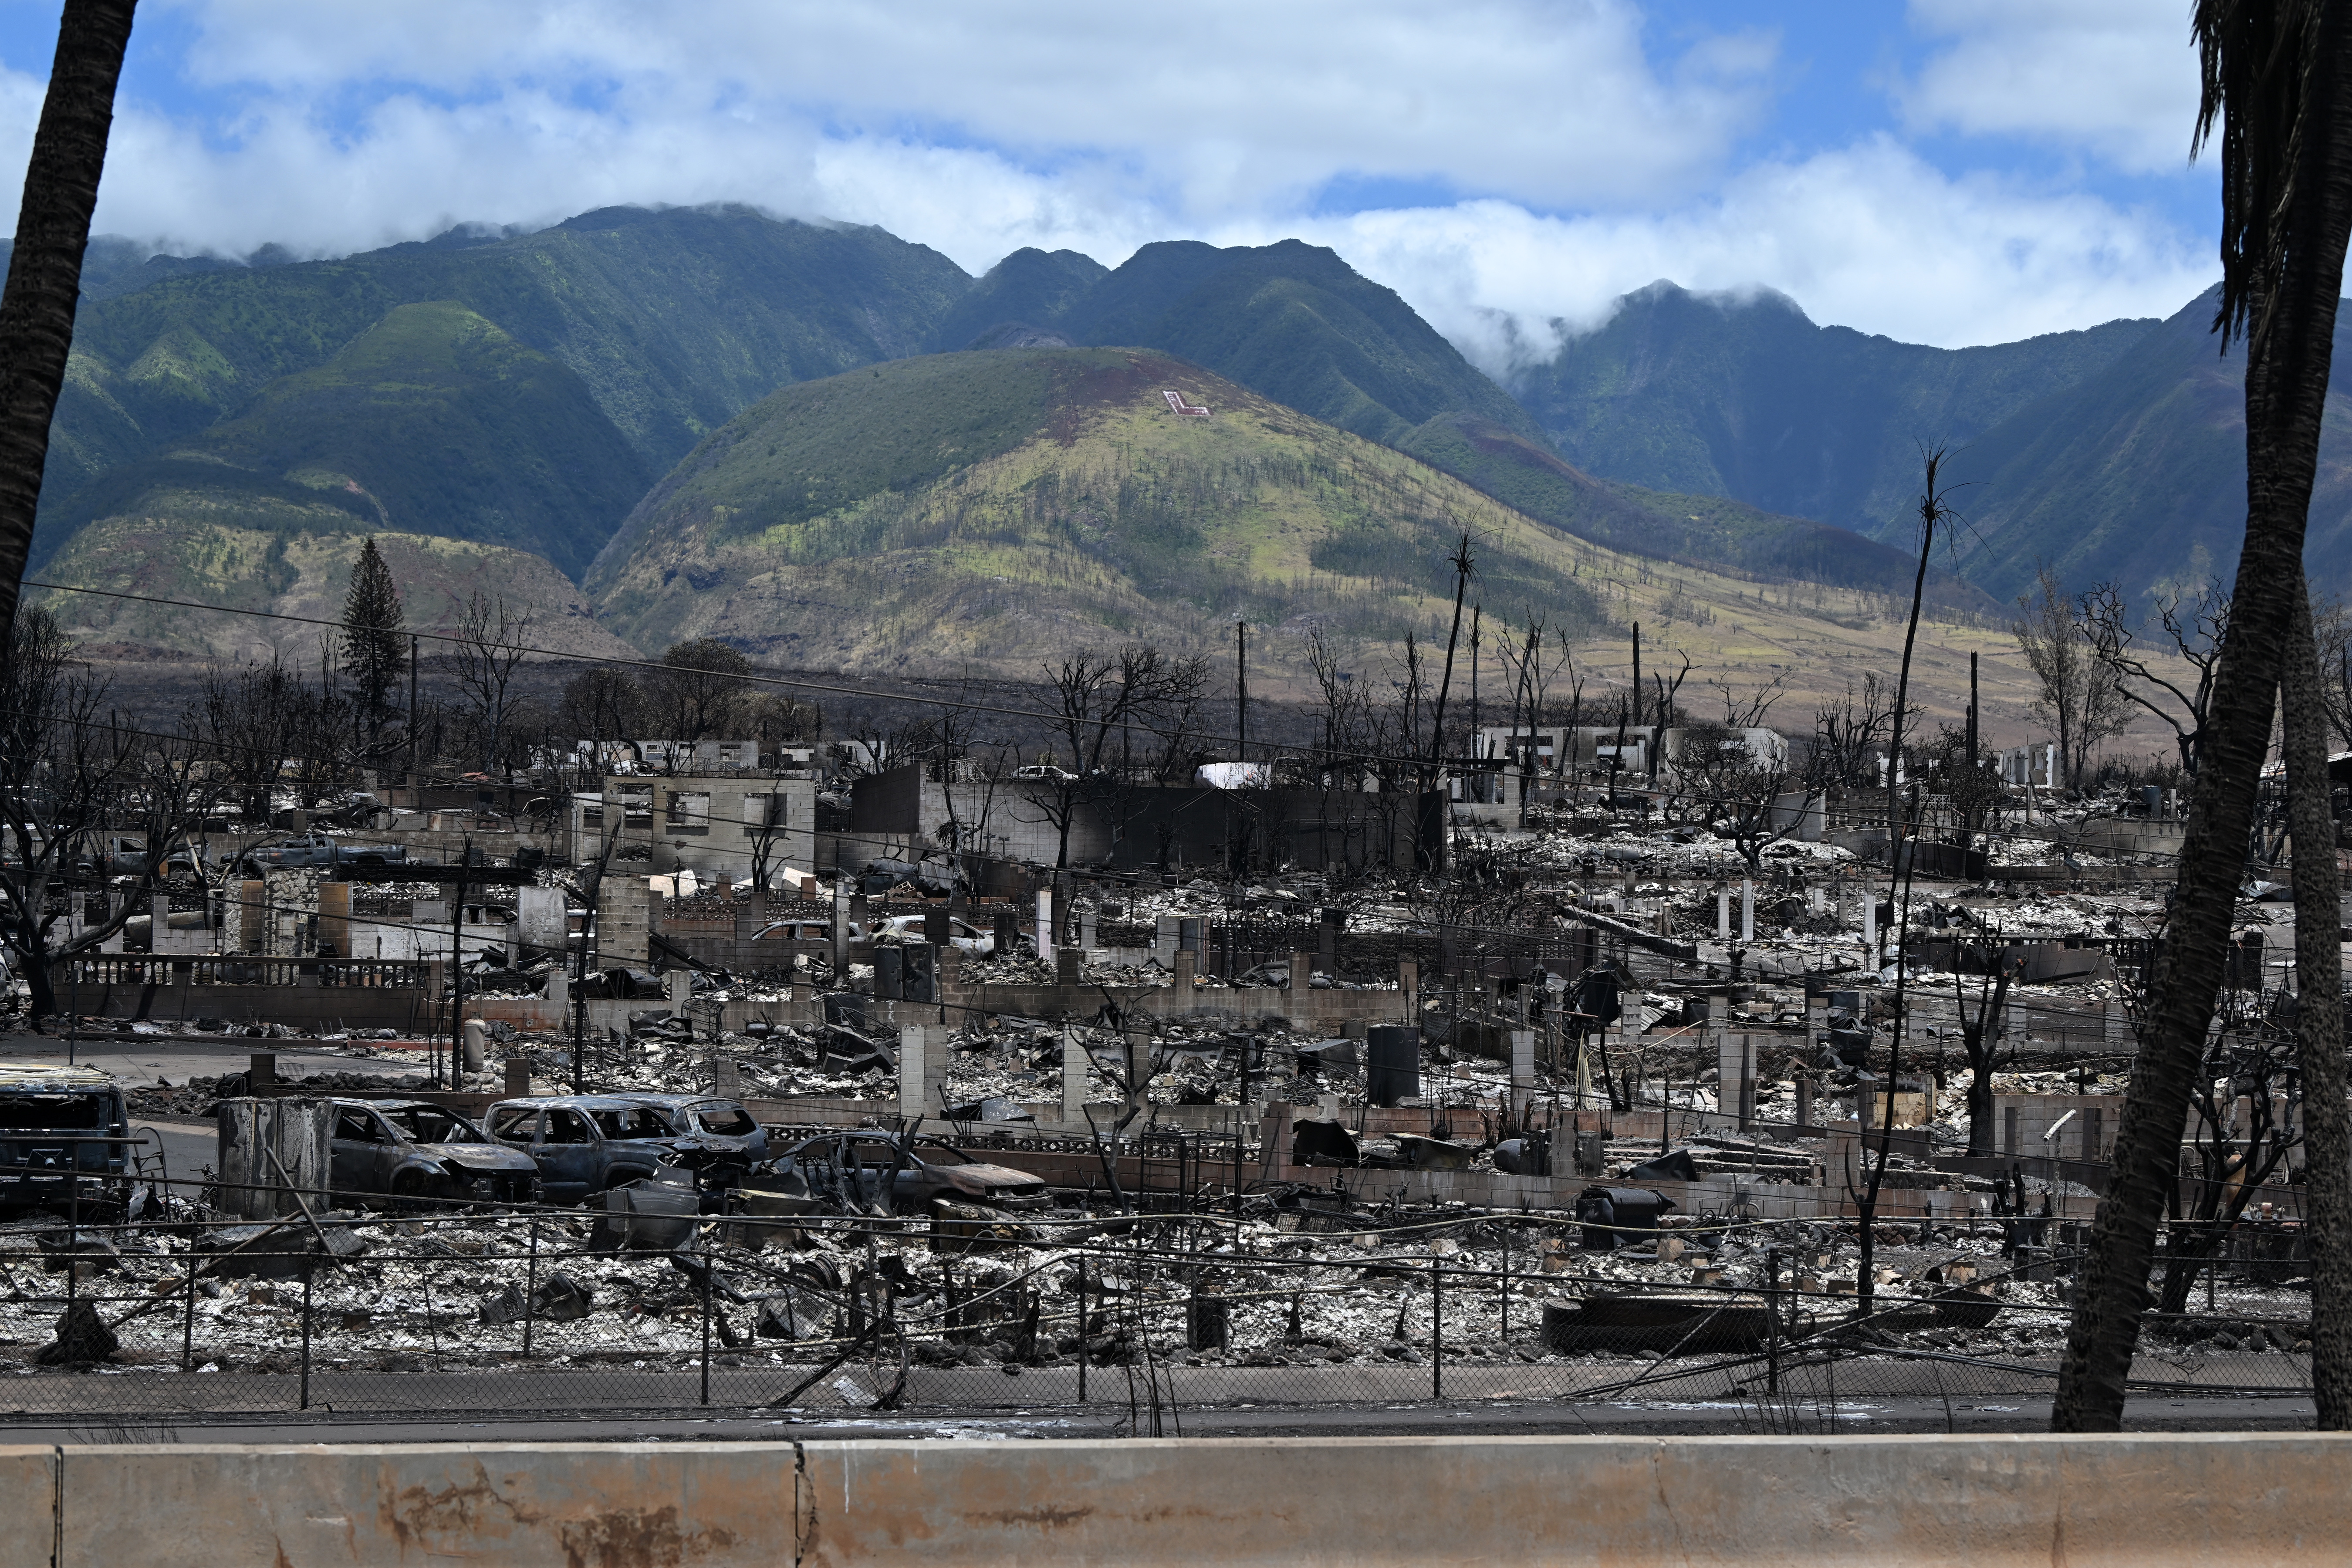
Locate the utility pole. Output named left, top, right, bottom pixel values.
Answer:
left=1966, top=651, right=1980, bottom=852
left=1234, top=616, right=1247, bottom=768
left=406, top=633, right=420, bottom=804
left=446, top=835, right=469, bottom=1090
left=1467, top=605, right=1482, bottom=758
left=1631, top=622, right=1642, bottom=733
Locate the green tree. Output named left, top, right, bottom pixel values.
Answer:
left=339, top=537, right=406, bottom=740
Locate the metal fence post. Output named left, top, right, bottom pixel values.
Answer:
left=300, top=1254, right=314, bottom=1410
left=1764, top=1247, right=1781, bottom=1396
left=65, top=1166, right=78, bottom=1323
left=1499, top=1225, right=1509, bottom=1345
left=423, top=1261, right=439, bottom=1370
left=1076, top=1254, right=1088, bottom=1404
left=523, top=1217, right=539, bottom=1358
left=700, top=1253, right=713, bottom=1408
left=1431, top=1255, right=1443, bottom=1402
left=182, top=1262, right=198, bottom=1372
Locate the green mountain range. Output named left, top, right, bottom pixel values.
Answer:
left=30, top=208, right=1944, bottom=651
left=1510, top=281, right=2159, bottom=536
left=17, top=202, right=2307, bottom=665
left=1501, top=278, right=2352, bottom=604
left=1925, top=289, right=2352, bottom=601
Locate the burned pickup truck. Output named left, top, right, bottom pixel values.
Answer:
left=483, top=1094, right=767, bottom=1203
left=0, top=1066, right=131, bottom=1213
left=232, top=834, right=411, bottom=873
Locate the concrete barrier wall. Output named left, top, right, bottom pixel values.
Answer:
left=11, top=1434, right=2352, bottom=1566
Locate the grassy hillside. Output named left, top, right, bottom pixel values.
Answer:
left=38, top=301, right=648, bottom=585
left=583, top=345, right=2051, bottom=753
left=32, top=517, right=633, bottom=664
left=588, top=347, right=1615, bottom=670
left=1511, top=281, right=2162, bottom=537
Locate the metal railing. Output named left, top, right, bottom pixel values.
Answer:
left=54, top=957, right=434, bottom=989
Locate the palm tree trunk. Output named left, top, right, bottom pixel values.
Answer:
left=0, top=0, right=139, bottom=641
left=2282, top=574, right=2351, bottom=1426
left=2054, top=5, right=2352, bottom=1431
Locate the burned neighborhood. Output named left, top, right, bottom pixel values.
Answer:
left=0, top=573, right=2325, bottom=1438
left=3, top=3, right=2351, bottom=1559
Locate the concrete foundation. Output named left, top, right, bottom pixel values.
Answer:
left=13, top=1433, right=2352, bottom=1565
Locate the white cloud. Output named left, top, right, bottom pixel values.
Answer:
left=1899, top=0, right=2205, bottom=174
left=155, top=0, right=1774, bottom=216
left=0, top=0, right=2216, bottom=370
left=814, top=137, right=2216, bottom=365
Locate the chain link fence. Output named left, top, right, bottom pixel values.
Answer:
left=0, top=1161, right=2319, bottom=1426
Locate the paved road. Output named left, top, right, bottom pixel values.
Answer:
left=129, top=1118, right=215, bottom=1185
left=0, top=1030, right=430, bottom=1088
left=0, top=1029, right=427, bottom=1191
left=0, top=1393, right=2319, bottom=1446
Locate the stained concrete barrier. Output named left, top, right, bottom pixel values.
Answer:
left=15, top=1433, right=2352, bottom=1565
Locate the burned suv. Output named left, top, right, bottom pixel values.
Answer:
left=0, top=1066, right=130, bottom=1213
left=485, top=1096, right=693, bottom=1204
left=326, top=1098, right=539, bottom=1207
left=607, top=1093, right=770, bottom=1179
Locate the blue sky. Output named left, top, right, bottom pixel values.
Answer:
left=0, top=0, right=2221, bottom=367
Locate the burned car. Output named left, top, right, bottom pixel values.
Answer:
left=769, top=1130, right=1045, bottom=1213
left=0, top=1066, right=130, bottom=1213
left=484, top=1095, right=693, bottom=1204
left=606, top=1093, right=770, bottom=1178
left=327, top=1098, right=539, bottom=1206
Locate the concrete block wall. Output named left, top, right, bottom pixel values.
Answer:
left=596, top=876, right=661, bottom=964
left=18, top=1434, right=2352, bottom=1565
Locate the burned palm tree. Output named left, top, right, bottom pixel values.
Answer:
left=0, top=0, right=138, bottom=641
left=2056, top=0, right=2352, bottom=1432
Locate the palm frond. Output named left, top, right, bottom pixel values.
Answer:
left=2196, top=0, right=2328, bottom=349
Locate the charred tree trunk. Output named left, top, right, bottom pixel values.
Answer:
left=2058, top=3, right=2352, bottom=1432
left=0, top=0, right=138, bottom=638
left=2282, top=574, right=2351, bottom=1425
left=1966, top=1069, right=1997, bottom=1158
left=2157, top=1220, right=2231, bottom=1316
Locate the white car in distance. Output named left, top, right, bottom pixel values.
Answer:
left=872, top=913, right=994, bottom=955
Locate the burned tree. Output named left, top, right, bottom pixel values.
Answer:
left=2014, top=564, right=2127, bottom=791
left=2078, top=578, right=2228, bottom=776
left=0, top=610, right=216, bottom=1017
left=2155, top=1000, right=2305, bottom=1314
left=1025, top=645, right=1206, bottom=871
left=1951, top=946, right=2018, bottom=1157
left=1495, top=611, right=1577, bottom=829
left=1811, top=672, right=1892, bottom=791
left=559, top=667, right=650, bottom=752
left=2062, top=0, right=2352, bottom=1434
left=449, top=591, right=533, bottom=775
left=650, top=638, right=754, bottom=748
left=0, top=0, right=138, bottom=639
left=1663, top=675, right=1800, bottom=875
